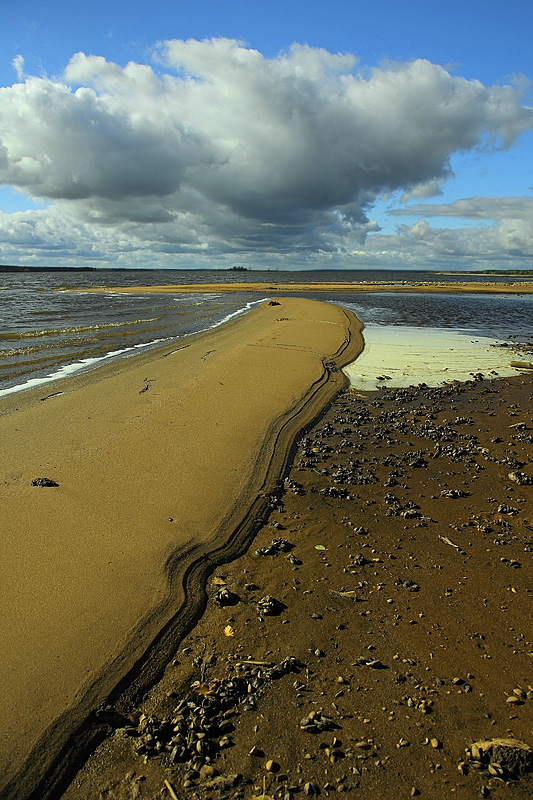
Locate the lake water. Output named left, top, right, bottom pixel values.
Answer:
left=1, top=269, right=531, bottom=395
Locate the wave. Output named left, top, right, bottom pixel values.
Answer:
left=0, top=317, right=160, bottom=340
left=0, top=299, right=266, bottom=398
left=0, top=338, right=172, bottom=398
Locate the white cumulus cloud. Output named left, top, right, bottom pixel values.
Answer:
left=0, top=39, right=532, bottom=267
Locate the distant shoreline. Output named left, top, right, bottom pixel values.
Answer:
left=2, top=264, right=533, bottom=277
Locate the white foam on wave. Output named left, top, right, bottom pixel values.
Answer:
left=344, top=325, right=530, bottom=390
left=0, top=298, right=267, bottom=399
left=213, top=299, right=265, bottom=328
left=0, top=337, right=171, bottom=398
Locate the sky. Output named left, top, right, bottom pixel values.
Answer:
left=0, top=0, right=532, bottom=271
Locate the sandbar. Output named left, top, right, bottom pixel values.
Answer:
left=82, top=280, right=533, bottom=295
left=0, top=298, right=362, bottom=799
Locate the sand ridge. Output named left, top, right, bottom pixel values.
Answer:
left=0, top=298, right=362, bottom=800
left=81, top=280, right=533, bottom=295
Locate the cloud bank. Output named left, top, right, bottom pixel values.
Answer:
left=0, top=38, right=532, bottom=268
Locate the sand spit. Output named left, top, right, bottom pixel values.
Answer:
left=0, top=298, right=362, bottom=800
left=82, top=280, right=533, bottom=296
left=63, top=373, right=533, bottom=800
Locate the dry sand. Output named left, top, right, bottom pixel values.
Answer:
left=62, top=372, right=533, bottom=800
left=83, top=281, right=533, bottom=296
left=0, top=298, right=362, bottom=800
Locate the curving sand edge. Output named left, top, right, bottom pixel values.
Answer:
left=0, top=298, right=363, bottom=800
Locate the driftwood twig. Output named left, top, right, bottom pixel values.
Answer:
left=164, top=779, right=179, bottom=800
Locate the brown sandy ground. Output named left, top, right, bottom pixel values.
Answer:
left=0, top=299, right=361, bottom=800
left=83, top=281, right=533, bottom=296
left=63, top=373, right=532, bottom=800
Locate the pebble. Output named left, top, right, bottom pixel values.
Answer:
left=31, top=477, right=59, bottom=487
left=299, top=710, right=337, bottom=733
left=82, top=382, right=533, bottom=799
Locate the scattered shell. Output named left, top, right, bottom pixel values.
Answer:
left=469, top=739, right=533, bottom=776
left=397, top=738, right=410, bottom=749
left=215, top=587, right=232, bottom=606
left=256, top=538, right=294, bottom=556
left=507, top=471, right=532, bottom=485
left=256, top=595, right=281, bottom=616
left=299, top=710, right=338, bottom=733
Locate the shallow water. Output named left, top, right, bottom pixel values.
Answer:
left=1, top=269, right=531, bottom=395
left=343, top=324, right=531, bottom=389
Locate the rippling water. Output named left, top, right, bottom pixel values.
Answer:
left=1, top=268, right=531, bottom=395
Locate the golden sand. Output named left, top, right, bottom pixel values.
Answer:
left=83, top=280, right=533, bottom=295
left=0, top=298, right=362, bottom=798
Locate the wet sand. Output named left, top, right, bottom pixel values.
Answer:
left=83, top=280, right=533, bottom=295
left=0, top=298, right=362, bottom=800
left=63, top=372, right=533, bottom=800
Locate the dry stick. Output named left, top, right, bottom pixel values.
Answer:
left=231, top=659, right=274, bottom=667
left=438, top=535, right=460, bottom=549
left=164, top=779, right=179, bottom=800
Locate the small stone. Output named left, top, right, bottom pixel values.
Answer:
left=219, top=735, right=233, bottom=749
left=265, top=760, right=279, bottom=773
left=199, top=765, right=218, bottom=781
left=430, top=738, right=442, bottom=749
left=31, top=477, right=59, bottom=487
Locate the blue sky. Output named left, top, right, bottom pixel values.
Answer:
left=0, top=0, right=532, bottom=270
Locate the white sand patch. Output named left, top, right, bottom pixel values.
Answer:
left=344, top=325, right=530, bottom=390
